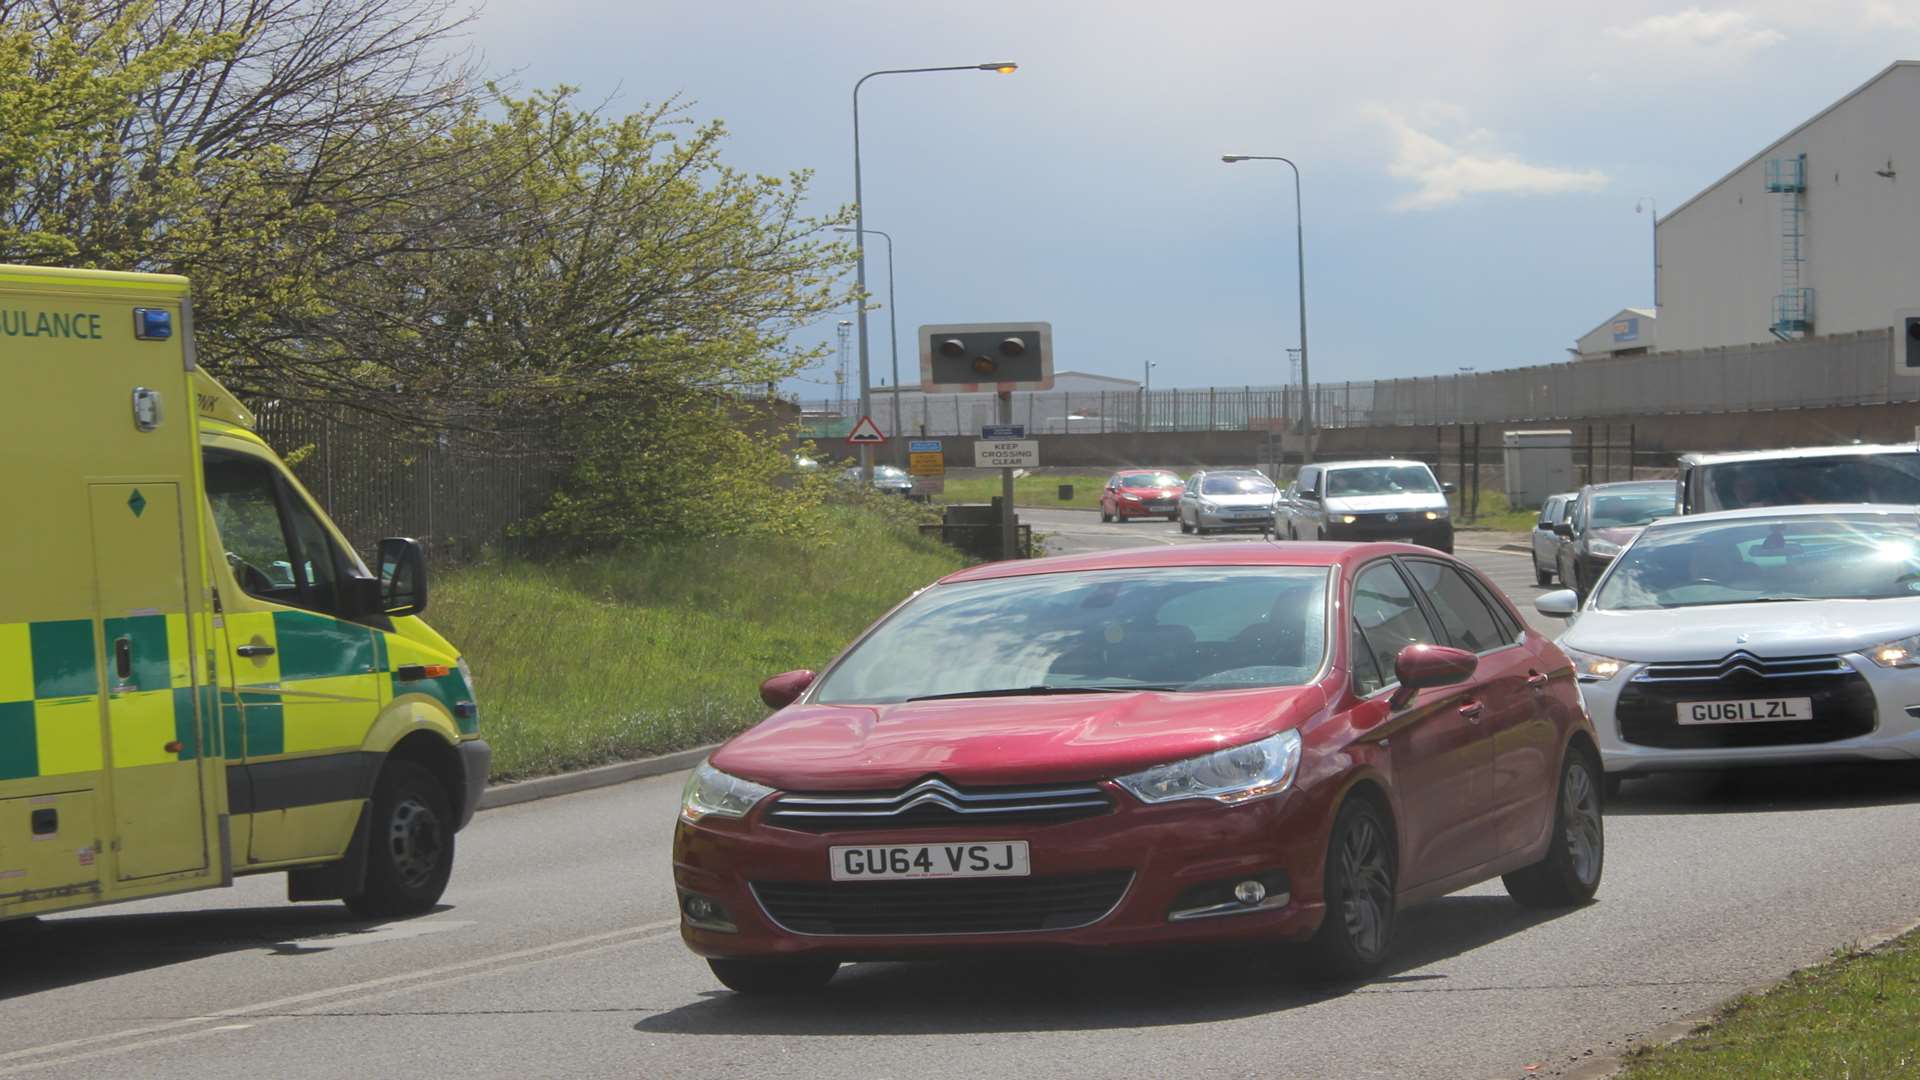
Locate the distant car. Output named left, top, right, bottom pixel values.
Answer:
left=1554, top=480, right=1677, bottom=601
left=793, top=454, right=821, bottom=472
left=1677, top=443, right=1920, bottom=513
left=676, top=541, right=1602, bottom=994
left=1536, top=504, right=1920, bottom=797
left=1280, top=459, right=1454, bottom=553
left=1530, top=492, right=1578, bottom=586
left=1178, top=469, right=1277, bottom=534
left=841, top=464, right=913, bottom=496
left=1100, top=469, right=1183, bottom=523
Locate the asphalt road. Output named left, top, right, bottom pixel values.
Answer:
left=5, top=512, right=1919, bottom=1079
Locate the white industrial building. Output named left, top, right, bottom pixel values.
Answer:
left=1571, top=307, right=1657, bottom=360
left=1656, top=61, right=1920, bottom=352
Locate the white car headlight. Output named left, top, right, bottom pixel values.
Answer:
left=1867, top=633, right=1920, bottom=668
left=1588, top=538, right=1622, bottom=557
left=1562, top=646, right=1627, bottom=682
left=1424, top=510, right=1445, bottom=520
left=1339, top=514, right=1359, bottom=524
left=680, top=761, right=775, bottom=824
left=1115, top=730, right=1302, bottom=805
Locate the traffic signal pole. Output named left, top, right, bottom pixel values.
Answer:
left=999, top=390, right=1017, bottom=559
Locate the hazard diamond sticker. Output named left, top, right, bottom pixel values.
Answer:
left=846, top=416, right=887, bottom=445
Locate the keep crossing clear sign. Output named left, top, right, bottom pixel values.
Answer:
left=973, top=440, right=1039, bottom=468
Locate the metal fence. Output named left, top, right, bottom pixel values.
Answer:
left=254, top=407, right=566, bottom=563
left=796, top=329, right=1904, bottom=437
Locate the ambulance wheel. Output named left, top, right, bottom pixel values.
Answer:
left=345, top=760, right=454, bottom=919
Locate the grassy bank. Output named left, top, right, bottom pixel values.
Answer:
left=936, top=472, right=1109, bottom=510
left=1454, top=489, right=1537, bottom=532
left=430, top=504, right=969, bottom=780
left=1620, top=929, right=1920, bottom=1078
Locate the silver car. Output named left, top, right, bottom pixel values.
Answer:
left=1531, top=492, right=1577, bottom=586
left=841, top=464, right=913, bottom=495
left=1178, top=469, right=1277, bottom=535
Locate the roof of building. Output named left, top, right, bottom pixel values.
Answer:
left=1577, top=307, right=1656, bottom=343
left=1665, top=61, right=1920, bottom=223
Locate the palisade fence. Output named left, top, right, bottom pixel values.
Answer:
left=254, top=405, right=567, bottom=564
left=797, top=329, right=1904, bottom=437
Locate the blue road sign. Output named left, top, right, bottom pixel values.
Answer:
left=908, top=439, right=943, bottom=453
left=981, top=424, right=1025, bottom=439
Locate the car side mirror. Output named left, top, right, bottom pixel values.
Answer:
left=1441, top=481, right=1457, bottom=494
left=1299, top=490, right=1320, bottom=502
left=377, top=537, right=429, bottom=617
left=1534, top=589, right=1579, bottom=619
left=1552, top=521, right=1574, bottom=537
left=1388, top=644, right=1477, bottom=709
left=760, top=669, right=816, bottom=709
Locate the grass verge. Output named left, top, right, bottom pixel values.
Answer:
left=1454, top=489, right=1538, bottom=532
left=429, top=503, right=969, bottom=780
left=935, top=472, right=1110, bottom=510
left=1619, top=928, right=1920, bottom=1078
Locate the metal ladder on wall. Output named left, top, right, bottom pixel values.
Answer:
left=1766, top=153, right=1813, bottom=337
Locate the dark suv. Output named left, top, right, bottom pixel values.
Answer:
left=1554, top=480, right=1677, bottom=601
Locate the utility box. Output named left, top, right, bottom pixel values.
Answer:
left=1503, top=429, right=1574, bottom=511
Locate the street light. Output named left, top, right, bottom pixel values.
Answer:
left=852, top=61, right=1017, bottom=481
left=1222, top=153, right=1312, bottom=462
left=1635, top=197, right=1658, bottom=309
left=1142, top=360, right=1157, bottom=432
left=834, top=225, right=901, bottom=463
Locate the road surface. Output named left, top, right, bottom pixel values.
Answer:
left=4, top=511, right=1918, bottom=1079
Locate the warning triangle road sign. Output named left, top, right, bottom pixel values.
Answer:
left=846, top=415, right=887, bottom=444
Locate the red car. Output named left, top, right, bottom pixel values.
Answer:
left=1099, top=468, right=1184, bottom=522
left=673, top=543, right=1602, bottom=994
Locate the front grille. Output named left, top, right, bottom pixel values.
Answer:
left=1616, top=652, right=1876, bottom=749
left=1333, top=513, right=1442, bottom=539
left=766, top=777, right=1113, bottom=832
left=752, top=871, right=1133, bottom=935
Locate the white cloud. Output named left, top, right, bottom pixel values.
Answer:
left=1366, top=104, right=1609, bottom=211
left=1604, top=8, right=1787, bottom=52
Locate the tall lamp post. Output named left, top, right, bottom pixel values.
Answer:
left=853, top=61, right=1017, bottom=482
left=1635, top=197, right=1658, bottom=309
left=1142, top=359, right=1157, bottom=431
left=1222, top=153, right=1312, bottom=463
left=834, top=226, right=902, bottom=464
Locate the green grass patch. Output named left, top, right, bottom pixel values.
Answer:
left=1620, top=929, right=1920, bottom=1079
left=1453, top=489, right=1539, bottom=532
left=936, top=473, right=1111, bottom=510
left=428, top=504, right=969, bottom=780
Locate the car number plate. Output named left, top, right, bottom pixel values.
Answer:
left=828, top=841, right=1030, bottom=882
left=1677, top=697, right=1813, bottom=724
left=1149, top=501, right=1174, bottom=511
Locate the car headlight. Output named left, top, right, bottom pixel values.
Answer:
left=1121, top=492, right=1142, bottom=501
left=1588, top=538, right=1622, bottom=558
left=1424, top=510, right=1445, bottom=520
left=1562, top=646, right=1627, bottom=682
left=1867, top=633, right=1920, bottom=668
left=1339, top=514, right=1359, bottom=524
left=1114, top=730, right=1302, bottom=805
left=679, top=760, right=776, bottom=824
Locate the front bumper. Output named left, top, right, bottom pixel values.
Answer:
left=1115, top=499, right=1179, bottom=517
left=673, top=785, right=1330, bottom=960
left=1323, top=519, right=1453, bottom=549
left=1577, top=655, right=1920, bottom=774
left=455, top=739, right=491, bottom=830
left=1194, top=507, right=1276, bottom=529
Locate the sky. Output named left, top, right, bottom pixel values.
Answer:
left=463, top=0, right=1920, bottom=398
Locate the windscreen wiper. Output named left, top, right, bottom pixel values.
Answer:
left=908, top=684, right=1180, bottom=702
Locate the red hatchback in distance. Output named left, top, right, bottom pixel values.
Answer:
left=1099, top=468, right=1184, bottom=522
left=674, top=543, right=1602, bottom=994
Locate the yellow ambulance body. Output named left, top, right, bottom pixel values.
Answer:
left=0, top=264, right=488, bottom=923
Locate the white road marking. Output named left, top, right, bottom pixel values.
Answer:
left=272, top=918, right=475, bottom=953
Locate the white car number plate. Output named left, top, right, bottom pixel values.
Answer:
left=829, top=841, right=1030, bottom=882
left=1678, top=697, right=1813, bottom=724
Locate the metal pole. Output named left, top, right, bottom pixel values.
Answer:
left=998, top=391, right=1017, bottom=559
left=1222, top=154, right=1311, bottom=461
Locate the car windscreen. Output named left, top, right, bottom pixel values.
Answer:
left=1325, top=465, right=1440, bottom=497
left=1586, top=490, right=1676, bottom=528
left=873, top=466, right=907, bottom=479
left=1118, top=471, right=1180, bottom=488
left=812, top=566, right=1330, bottom=704
left=1592, top=513, right=1920, bottom=610
left=1201, top=474, right=1275, bottom=495
left=1701, top=454, right=1920, bottom=512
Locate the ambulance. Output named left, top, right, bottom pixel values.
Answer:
left=1, top=264, right=488, bottom=924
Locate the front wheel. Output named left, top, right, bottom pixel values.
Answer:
left=1180, top=517, right=1193, bottom=534
left=344, top=760, right=455, bottom=919
left=1535, top=565, right=1554, bottom=587
left=708, top=957, right=840, bottom=995
left=1307, top=798, right=1397, bottom=980
left=1100, top=507, right=1112, bottom=523
left=1503, top=746, right=1605, bottom=908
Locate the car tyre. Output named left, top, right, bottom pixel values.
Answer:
left=1535, top=565, right=1554, bottom=587
left=1307, top=797, right=1397, bottom=981
left=708, top=957, right=840, bottom=995
left=344, top=760, right=455, bottom=919
left=1166, top=514, right=1179, bottom=523
left=1100, top=508, right=1112, bottom=523
left=1180, top=517, right=1193, bottom=534
left=1503, top=745, right=1604, bottom=908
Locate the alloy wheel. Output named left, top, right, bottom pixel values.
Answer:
left=1340, top=816, right=1394, bottom=959
left=1561, top=760, right=1604, bottom=887
left=388, top=796, right=445, bottom=889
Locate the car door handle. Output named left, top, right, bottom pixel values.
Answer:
left=1527, top=671, right=1549, bottom=689
left=236, top=644, right=276, bottom=658
left=1458, top=701, right=1484, bottom=721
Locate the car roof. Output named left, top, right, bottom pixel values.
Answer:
left=1319, top=458, right=1430, bottom=470
left=940, top=541, right=1432, bottom=584
left=1678, top=444, right=1920, bottom=466
left=1643, top=501, right=1920, bottom=528
left=1581, top=480, right=1675, bottom=495
left=1110, top=467, right=1180, bottom=475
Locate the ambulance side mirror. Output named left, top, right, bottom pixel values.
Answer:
left=378, top=537, right=429, bottom=617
